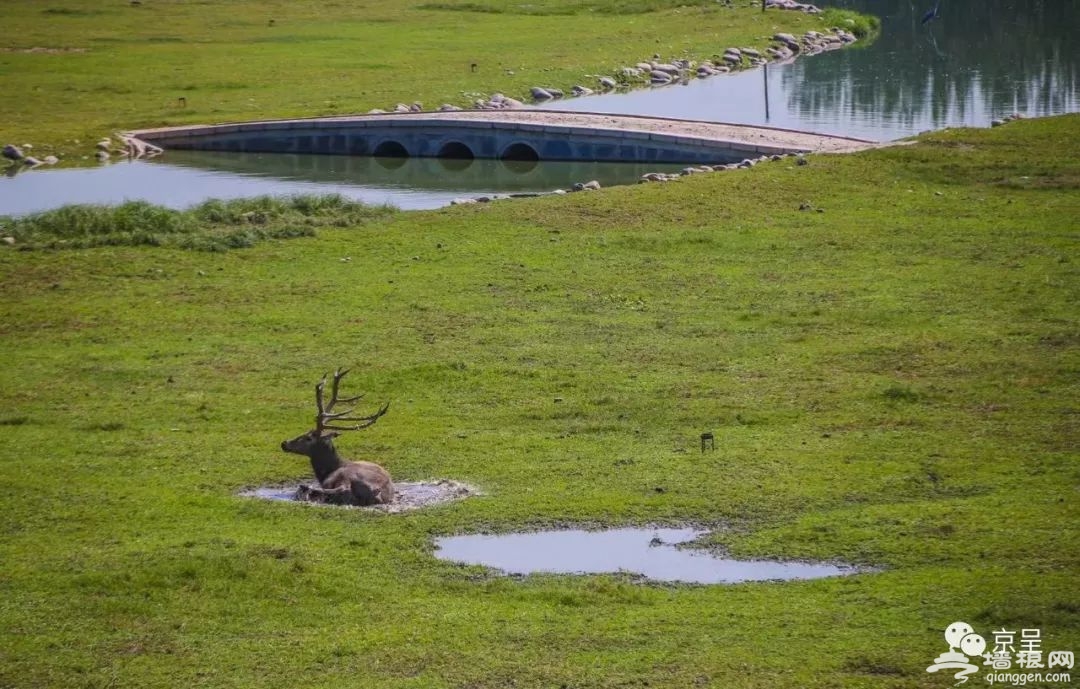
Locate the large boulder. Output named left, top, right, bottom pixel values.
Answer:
left=2, top=144, right=23, bottom=161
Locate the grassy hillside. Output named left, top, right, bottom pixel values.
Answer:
left=0, top=115, right=1077, bottom=688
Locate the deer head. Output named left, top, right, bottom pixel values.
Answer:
left=281, top=368, right=389, bottom=482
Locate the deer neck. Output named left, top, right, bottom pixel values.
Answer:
left=308, top=439, right=343, bottom=483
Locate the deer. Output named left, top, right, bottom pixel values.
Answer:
left=280, top=368, right=393, bottom=506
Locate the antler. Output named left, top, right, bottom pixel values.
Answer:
left=314, top=368, right=390, bottom=433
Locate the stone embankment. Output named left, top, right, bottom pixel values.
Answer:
left=374, top=26, right=861, bottom=115
left=4, top=133, right=162, bottom=176
left=448, top=150, right=812, bottom=206
left=2, top=143, right=58, bottom=172
left=518, top=27, right=858, bottom=96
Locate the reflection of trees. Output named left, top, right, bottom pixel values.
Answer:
left=781, top=0, right=1078, bottom=134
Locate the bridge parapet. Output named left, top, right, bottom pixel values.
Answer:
left=130, top=110, right=874, bottom=165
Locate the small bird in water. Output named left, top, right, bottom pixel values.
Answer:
left=921, top=0, right=941, bottom=24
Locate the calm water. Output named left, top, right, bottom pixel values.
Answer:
left=0, top=152, right=686, bottom=217
left=2, top=0, right=1075, bottom=213
left=547, top=0, right=1079, bottom=141
left=435, top=527, right=856, bottom=584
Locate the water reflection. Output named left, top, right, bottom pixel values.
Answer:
left=547, top=0, right=1079, bottom=140
left=788, top=0, right=1079, bottom=136
left=0, top=152, right=685, bottom=216
left=435, top=527, right=859, bottom=584
left=157, top=150, right=618, bottom=192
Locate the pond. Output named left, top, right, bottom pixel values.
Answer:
left=1, top=0, right=1076, bottom=214
left=548, top=0, right=1079, bottom=141
left=0, top=152, right=687, bottom=217
left=435, top=527, right=859, bottom=584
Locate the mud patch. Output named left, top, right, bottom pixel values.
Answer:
left=435, top=527, right=862, bottom=584
left=241, top=480, right=478, bottom=513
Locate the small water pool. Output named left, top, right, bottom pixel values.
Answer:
left=435, top=527, right=860, bottom=584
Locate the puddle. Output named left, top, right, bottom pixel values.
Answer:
left=241, top=479, right=477, bottom=513
left=435, top=527, right=858, bottom=584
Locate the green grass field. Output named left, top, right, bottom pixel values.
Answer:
left=1, top=112, right=1077, bottom=687
left=0, top=0, right=872, bottom=161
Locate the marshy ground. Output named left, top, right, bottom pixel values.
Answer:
left=243, top=480, right=478, bottom=513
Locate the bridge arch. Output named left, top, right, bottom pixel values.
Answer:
left=373, top=139, right=409, bottom=158
left=500, top=141, right=540, bottom=162
left=437, top=140, right=474, bottom=160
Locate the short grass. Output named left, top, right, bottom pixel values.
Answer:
left=0, top=0, right=863, bottom=161
left=0, top=115, right=1077, bottom=688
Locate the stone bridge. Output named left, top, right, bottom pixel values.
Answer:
left=130, top=110, right=873, bottom=165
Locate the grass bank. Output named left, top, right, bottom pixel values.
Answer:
left=0, top=0, right=870, bottom=160
left=0, top=115, right=1077, bottom=688
left=0, top=194, right=395, bottom=251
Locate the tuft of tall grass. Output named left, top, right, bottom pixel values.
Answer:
left=0, top=195, right=396, bottom=251
left=820, top=8, right=880, bottom=38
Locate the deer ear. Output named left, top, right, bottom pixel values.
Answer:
left=321, top=430, right=340, bottom=440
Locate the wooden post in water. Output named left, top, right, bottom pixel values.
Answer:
left=763, top=62, right=770, bottom=122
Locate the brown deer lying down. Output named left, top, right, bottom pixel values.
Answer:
left=281, top=369, right=393, bottom=506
